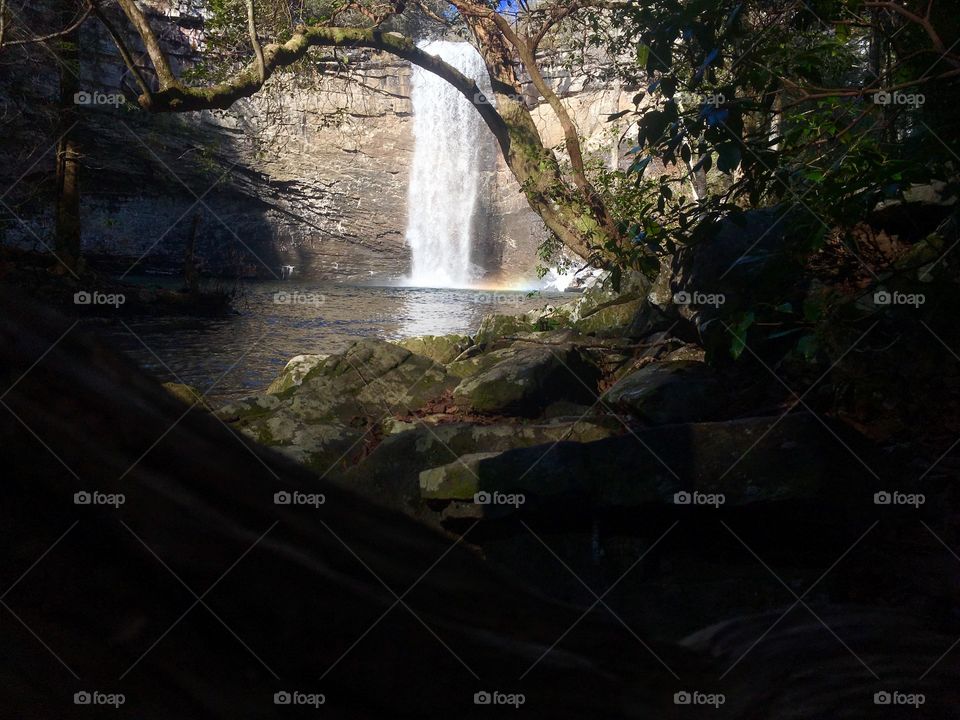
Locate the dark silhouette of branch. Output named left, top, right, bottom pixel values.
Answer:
left=0, top=0, right=92, bottom=48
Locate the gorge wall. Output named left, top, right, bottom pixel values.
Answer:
left=0, top=2, right=634, bottom=286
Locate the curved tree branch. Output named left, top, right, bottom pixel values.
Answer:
left=453, top=0, right=621, bottom=253
left=245, top=0, right=266, bottom=84
left=104, top=1, right=620, bottom=263
left=114, top=0, right=177, bottom=88
left=89, top=0, right=152, bottom=101
left=135, top=26, right=510, bottom=155
left=864, top=1, right=960, bottom=68
left=529, top=0, right=634, bottom=51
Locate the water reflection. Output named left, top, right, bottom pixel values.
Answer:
left=95, top=282, right=560, bottom=405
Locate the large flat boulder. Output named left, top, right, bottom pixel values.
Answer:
left=570, top=269, right=651, bottom=321
left=265, top=353, right=328, bottom=394
left=345, top=417, right=623, bottom=519
left=292, top=338, right=454, bottom=418
left=603, top=360, right=723, bottom=424
left=574, top=297, right=647, bottom=337
left=217, top=339, right=456, bottom=471
left=397, top=334, right=472, bottom=364
left=473, top=313, right=536, bottom=347
left=419, top=413, right=882, bottom=510
left=452, top=343, right=599, bottom=415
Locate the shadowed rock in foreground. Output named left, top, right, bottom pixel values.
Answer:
left=1, top=288, right=957, bottom=718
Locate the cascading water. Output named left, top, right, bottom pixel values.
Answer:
left=404, top=41, right=495, bottom=288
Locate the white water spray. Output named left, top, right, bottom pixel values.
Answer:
left=405, top=41, right=495, bottom=288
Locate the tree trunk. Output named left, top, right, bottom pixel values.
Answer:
left=54, top=0, right=81, bottom=270
left=455, top=6, right=620, bottom=262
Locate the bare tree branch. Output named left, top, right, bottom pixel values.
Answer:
left=453, top=0, right=620, bottom=240
left=89, top=0, right=152, bottom=100
left=113, top=0, right=177, bottom=88
left=529, top=0, right=634, bottom=51
left=864, top=1, right=960, bottom=68
left=0, top=0, right=92, bottom=48
left=102, top=0, right=620, bottom=262
left=0, top=0, right=8, bottom=48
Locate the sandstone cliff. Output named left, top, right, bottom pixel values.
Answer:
left=0, top=2, right=634, bottom=285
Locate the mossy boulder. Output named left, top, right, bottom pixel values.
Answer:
left=473, top=313, right=535, bottom=347
left=218, top=339, right=457, bottom=471
left=295, top=338, right=454, bottom=417
left=419, top=452, right=500, bottom=500
left=266, top=354, right=328, bottom=395
left=604, top=360, right=723, bottom=425
left=524, top=304, right=575, bottom=331
left=214, top=393, right=282, bottom=423
left=574, top=297, right=647, bottom=337
left=571, top=270, right=651, bottom=321
left=452, top=344, right=599, bottom=416
left=418, top=413, right=879, bottom=511
left=345, top=417, right=622, bottom=520
left=446, top=332, right=578, bottom=379
left=161, top=382, right=211, bottom=411
left=397, top=335, right=472, bottom=364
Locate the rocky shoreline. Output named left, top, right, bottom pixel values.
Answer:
left=155, top=261, right=955, bottom=644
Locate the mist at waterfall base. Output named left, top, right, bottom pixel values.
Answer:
left=403, top=41, right=495, bottom=289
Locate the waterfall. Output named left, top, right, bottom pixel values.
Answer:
left=405, top=41, right=495, bottom=288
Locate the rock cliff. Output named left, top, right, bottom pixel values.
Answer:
left=0, top=2, right=634, bottom=284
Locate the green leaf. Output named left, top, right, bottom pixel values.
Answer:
left=796, top=334, right=819, bottom=361
left=637, top=43, right=650, bottom=67
left=730, top=312, right=755, bottom=359
left=768, top=327, right=803, bottom=339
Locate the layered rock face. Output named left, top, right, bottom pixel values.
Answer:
left=0, top=3, right=634, bottom=284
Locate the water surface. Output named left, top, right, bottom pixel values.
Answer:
left=95, top=282, right=562, bottom=405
